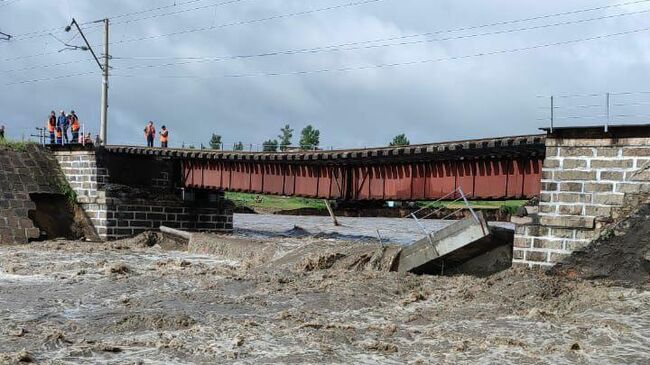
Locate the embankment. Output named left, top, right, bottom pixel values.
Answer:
left=0, top=144, right=92, bottom=244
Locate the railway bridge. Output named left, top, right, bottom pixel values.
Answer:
left=41, top=133, right=546, bottom=241
left=105, top=134, right=546, bottom=201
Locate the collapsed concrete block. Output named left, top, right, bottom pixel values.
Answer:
left=397, top=211, right=491, bottom=273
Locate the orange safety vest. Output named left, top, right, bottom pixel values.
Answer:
left=48, top=116, right=56, bottom=132
left=55, top=128, right=62, bottom=138
left=160, top=130, right=168, bottom=142
left=144, top=125, right=155, bottom=137
left=71, top=115, right=80, bottom=132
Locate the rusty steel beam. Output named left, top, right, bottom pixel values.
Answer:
left=107, top=134, right=545, bottom=201
left=178, top=157, right=543, bottom=201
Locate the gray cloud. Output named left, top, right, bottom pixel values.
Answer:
left=2, top=0, right=650, bottom=147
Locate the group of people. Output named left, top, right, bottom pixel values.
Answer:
left=46, top=110, right=89, bottom=145
left=43, top=113, right=168, bottom=147
left=144, top=121, right=169, bottom=148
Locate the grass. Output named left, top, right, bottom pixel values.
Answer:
left=226, top=192, right=326, bottom=212
left=417, top=200, right=527, bottom=214
left=57, top=178, right=78, bottom=204
left=0, top=138, right=34, bottom=152
left=226, top=192, right=526, bottom=214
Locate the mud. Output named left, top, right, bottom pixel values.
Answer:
left=552, top=203, right=650, bottom=286
left=0, top=234, right=648, bottom=364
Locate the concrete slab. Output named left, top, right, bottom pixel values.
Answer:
left=397, top=211, right=490, bottom=273
left=412, top=226, right=514, bottom=276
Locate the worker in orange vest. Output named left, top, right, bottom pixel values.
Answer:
left=70, top=110, right=80, bottom=144
left=144, top=121, right=155, bottom=147
left=55, top=125, right=63, bottom=145
left=160, top=125, right=169, bottom=148
left=47, top=111, right=56, bottom=144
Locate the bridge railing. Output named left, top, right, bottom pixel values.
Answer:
left=538, top=91, right=650, bottom=132
left=406, top=187, right=479, bottom=237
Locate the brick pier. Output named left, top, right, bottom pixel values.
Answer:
left=514, top=125, right=650, bottom=267
left=53, top=148, right=233, bottom=241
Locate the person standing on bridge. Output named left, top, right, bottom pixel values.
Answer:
left=47, top=111, right=56, bottom=144
left=0, top=124, right=5, bottom=140
left=160, top=125, right=169, bottom=148
left=144, top=121, right=156, bottom=148
left=57, top=111, right=69, bottom=144
left=70, top=111, right=80, bottom=144
left=55, top=125, right=63, bottom=145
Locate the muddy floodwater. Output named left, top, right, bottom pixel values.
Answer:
left=0, top=217, right=648, bottom=364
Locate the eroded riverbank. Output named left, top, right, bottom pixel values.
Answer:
left=0, top=233, right=648, bottom=364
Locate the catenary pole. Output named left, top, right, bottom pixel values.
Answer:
left=100, top=19, right=109, bottom=145
left=66, top=18, right=109, bottom=145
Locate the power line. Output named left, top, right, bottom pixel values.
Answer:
left=0, top=0, right=386, bottom=63
left=0, top=59, right=87, bottom=73
left=8, top=24, right=650, bottom=86
left=6, top=2, right=650, bottom=84
left=9, top=0, right=647, bottom=65
left=110, top=7, right=650, bottom=72
left=8, top=0, right=385, bottom=44
left=107, top=0, right=386, bottom=46
left=9, top=0, right=250, bottom=42
left=5, top=71, right=97, bottom=86
left=103, top=25, right=650, bottom=80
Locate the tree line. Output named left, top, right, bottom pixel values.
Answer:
left=207, top=125, right=410, bottom=151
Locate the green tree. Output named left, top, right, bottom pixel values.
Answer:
left=278, top=124, right=293, bottom=150
left=389, top=134, right=410, bottom=147
left=263, top=139, right=279, bottom=152
left=233, top=141, right=244, bottom=151
left=299, top=125, right=320, bottom=150
left=209, top=133, right=222, bottom=150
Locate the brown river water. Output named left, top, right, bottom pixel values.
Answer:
left=0, top=216, right=648, bottom=364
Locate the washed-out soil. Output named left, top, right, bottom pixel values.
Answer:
left=27, top=193, right=97, bottom=241
left=551, top=203, right=650, bottom=286
left=0, top=232, right=647, bottom=364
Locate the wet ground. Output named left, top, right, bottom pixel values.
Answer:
left=0, top=219, right=648, bottom=364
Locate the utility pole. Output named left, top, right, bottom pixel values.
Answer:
left=65, top=18, right=109, bottom=145
left=100, top=19, right=109, bottom=146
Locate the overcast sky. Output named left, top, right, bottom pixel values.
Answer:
left=2, top=0, right=650, bottom=148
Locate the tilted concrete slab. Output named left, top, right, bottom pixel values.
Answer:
left=397, top=212, right=490, bottom=273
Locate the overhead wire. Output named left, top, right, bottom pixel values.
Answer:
left=109, top=7, right=650, bottom=72
left=104, top=25, right=650, bottom=80
left=8, top=0, right=236, bottom=40
left=7, top=0, right=649, bottom=71
left=8, top=0, right=382, bottom=43
left=113, top=0, right=650, bottom=61
left=106, top=0, right=386, bottom=46
left=5, top=71, right=98, bottom=86
left=1, top=0, right=385, bottom=62
left=6, top=2, right=650, bottom=85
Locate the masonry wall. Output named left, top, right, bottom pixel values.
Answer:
left=54, top=149, right=233, bottom=241
left=0, top=145, right=64, bottom=244
left=514, top=132, right=650, bottom=267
